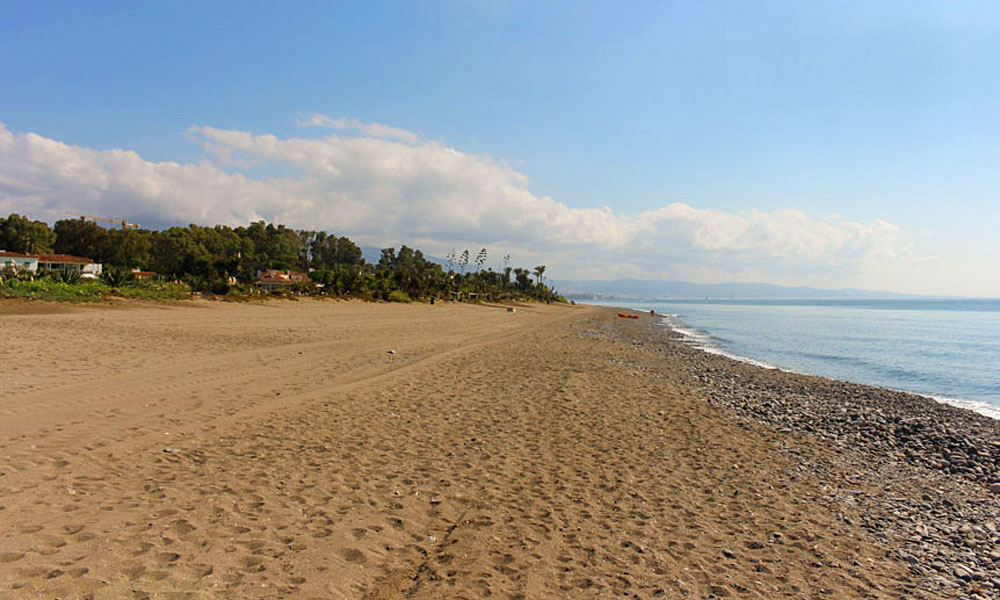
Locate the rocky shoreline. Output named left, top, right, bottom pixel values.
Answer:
left=598, top=309, right=1000, bottom=598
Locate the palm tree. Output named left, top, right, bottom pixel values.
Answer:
left=532, top=265, right=546, bottom=286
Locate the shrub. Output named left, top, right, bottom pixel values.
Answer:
left=45, top=269, right=83, bottom=284
left=114, top=279, right=191, bottom=300
left=0, top=279, right=108, bottom=301
left=387, top=290, right=412, bottom=303
left=102, top=267, right=136, bottom=287
left=210, top=280, right=231, bottom=295
left=0, top=266, right=33, bottom=284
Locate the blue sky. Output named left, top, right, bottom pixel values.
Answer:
left=1, top=1, right=998, bottom=295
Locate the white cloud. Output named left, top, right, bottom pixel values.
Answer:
left=0, top=119, right=944, bottom=292
left=296, top=113, right=420, bottom=143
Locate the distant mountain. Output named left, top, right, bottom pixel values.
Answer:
left=551, top=278, right=922, bottom=300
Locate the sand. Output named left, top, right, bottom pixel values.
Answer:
left=0, top=299, right=925, bottom=598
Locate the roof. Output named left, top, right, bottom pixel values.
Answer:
left=1, top=251, right=96, bottom=263
left=34, top=253, right=95, bottom=264
left=256, top=270, right=309, bottom=285
left=0, top=251, right=38, bottom=260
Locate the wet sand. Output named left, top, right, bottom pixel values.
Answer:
left=0, top=300, right=930, bottom=598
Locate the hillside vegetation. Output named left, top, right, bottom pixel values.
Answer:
left=0, top=214, right=561, bottom=302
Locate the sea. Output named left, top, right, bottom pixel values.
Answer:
left=584, top=298, right=1000, bottom=420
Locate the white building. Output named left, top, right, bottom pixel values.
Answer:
left=0, top=251, right=40, bottom=272
left=35, top=253, right=103, bottom=277
left=0, top=251, right=102, bottom=277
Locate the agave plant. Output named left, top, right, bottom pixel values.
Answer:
left=55, top=269, right=83, bottom=284
left=101, top=267, right=135, bottom=287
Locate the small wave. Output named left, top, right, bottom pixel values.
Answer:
left=656, top=315, right=1000, bottom=422
left=657, top=315, right=777, bottom=370
left=928, top=395, right=1000, bottom=421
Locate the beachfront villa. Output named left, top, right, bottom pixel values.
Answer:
left=130, top=268, right=157, bottom=279
left=0, top=250, right=39, bottom=272
left=0, top=250, right=102, bottom=277
left=254, top=269, right=310, bottom=290
left=37, top=253, right=103, bottom=277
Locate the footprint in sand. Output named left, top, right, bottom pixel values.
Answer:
left=0, top=552, right=25, bottom=563
left=62, top=523, right=85, bottom=535
left=156, top=552, right=181, bottom=565
left=342, top=548, right=366, bottom=563
left=241, top=556, right=265, bottom=571
left=170, top=519, right=196, bottom=537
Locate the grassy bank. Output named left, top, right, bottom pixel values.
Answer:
left=0, top=278, right=191, bottom=302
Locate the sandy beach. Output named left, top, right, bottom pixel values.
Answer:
left=1, top=299, right=992, bottom=598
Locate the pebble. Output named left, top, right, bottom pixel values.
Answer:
left=592, top=313, right=1000, bottom=599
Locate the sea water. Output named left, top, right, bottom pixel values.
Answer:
left=588, top=298, right=1000, bottom=420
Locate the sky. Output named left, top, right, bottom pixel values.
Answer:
left=1, top=1, right=998, bottom=296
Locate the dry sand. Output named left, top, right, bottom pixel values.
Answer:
left=0, top=299, right=924, bottom=598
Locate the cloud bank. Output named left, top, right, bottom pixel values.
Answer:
left=0, top=117, right=915, bottom=288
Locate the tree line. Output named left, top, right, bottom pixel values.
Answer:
left=0, top=213, right=560, bottom=302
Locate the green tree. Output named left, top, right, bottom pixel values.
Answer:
left=533, top=264, right=546, bottom=286
left=53, top=218, right=109, bottom=259
left=1, top=214, right=57, bottom=254
left=513, top=268, right=531, bottom=291
left=105, top=228, right=152, bottom=269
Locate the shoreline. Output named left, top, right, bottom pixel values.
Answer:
left=606, top=307, right=1000, bottom=597
left=657, top=311, right=1000, bottom=422
left=1, top=300, right=997, bottom=597
left=587, top=299, right=1000, bottom=422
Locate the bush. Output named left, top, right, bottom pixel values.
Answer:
left=0, top=266, right=35, bottom=284
left=0, top=279, right=109, bottom=301
left=46, top=269, right=83, bottom=284
left=114, top=279, right=191, bottom=300
left=387, top=290, right=412, bottom=303
left=0, top=276, right=191, bottom=302
left=101, top=267, right=135, bottom=287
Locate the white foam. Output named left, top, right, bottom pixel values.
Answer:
left=658, top=314, right=777, bottom=370
left=928, top=394, right=1000, bottom=421
left=657, top=314, right=1000, bottom=422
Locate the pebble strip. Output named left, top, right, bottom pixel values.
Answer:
left=591, top=311, right=1000, bottom=599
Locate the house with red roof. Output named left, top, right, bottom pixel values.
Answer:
left=0, top=251, right=102, bottom=277
left=0, top=251, right=39, bottom=272
left=255, top=269, right=310, bottom=290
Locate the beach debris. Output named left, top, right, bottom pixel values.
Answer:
left=162, top=447, right=182, bottom=454
left=507, top=307, right=516, bottom=313
left=386, top=349, right=396, bottom=361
